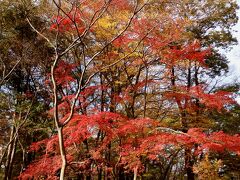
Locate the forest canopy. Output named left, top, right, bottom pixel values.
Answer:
left=0, top=0, right=240, bottom=180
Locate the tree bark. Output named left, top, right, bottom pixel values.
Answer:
left=57, top=127, right=67, bottom=180
left=4, top=127, right=17, bottom=180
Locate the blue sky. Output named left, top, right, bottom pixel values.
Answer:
left=226, top=0, right=240, bottom=80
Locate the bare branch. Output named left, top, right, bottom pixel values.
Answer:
left=0, top=59, right=21, bottom=86
left=26, top=18, right=55, bottom=49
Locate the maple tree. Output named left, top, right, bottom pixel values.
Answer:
left=0, top=0, right=240, bottom=179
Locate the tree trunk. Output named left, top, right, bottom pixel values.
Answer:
left=185, top=148, right=195, bottom=180
left=57, top=127, right=67, bottom=180
left=133, top=167, right=137, bottom=180
left=4, top=127, right=17, bottom=180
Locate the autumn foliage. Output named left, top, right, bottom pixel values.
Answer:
left=13, top=0, right=240, bottom=179
left=19, top=112, right=240, bottom=179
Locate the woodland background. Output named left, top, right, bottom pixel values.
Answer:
left=1, top=0, right=240, bottom=179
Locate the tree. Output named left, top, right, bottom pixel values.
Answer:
left=0, top=0, right=239, bottom=179
left=0, top=1, right=53, bottom=179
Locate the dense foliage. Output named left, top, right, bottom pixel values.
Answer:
left=0, top=0, right=240, bottom=179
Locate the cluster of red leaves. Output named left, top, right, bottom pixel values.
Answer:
left=112, top=17, right=184, bottom=52
left=162, top=41, right=211, bottom=65
left=45, top=60, right=76, bottom=90
left=47, top=85, right=110, bottom=128
left=19, top=112, right=240, bottom=179
left=113, top=34, right=133, bottom=48
left=109, top=0, right=132, bottom=11
left=165, top=85, right=234, bottom=111
left=18, top=155, right=73, bottom=180
left=50, top=8, right=85, bottom=33
left=121, top=128, right=240, bottom=170
left=141, top=19, right=187, bottom=52
left=54, top=61, right=76, bottom=86
left=190, top=85, right=235, bottom=111
left=50, top=0, right=133, bottom=34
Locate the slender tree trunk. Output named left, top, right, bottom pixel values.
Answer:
left=185, top=148, right=195, bottom=180
left=186, top=63, right=195, bottom=180
left=4, top=128, right=14, bottom=179
left=4, top=127, right=17, bottom=180
left=7, top=136, right=17, bottom=180
left=133, top=167, right=137, bottom=180
left=57, top=127, right=67, bottom=180
left=171, top=65, right=195, bottom=180
left=143, top=63, right=148, bottom=118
